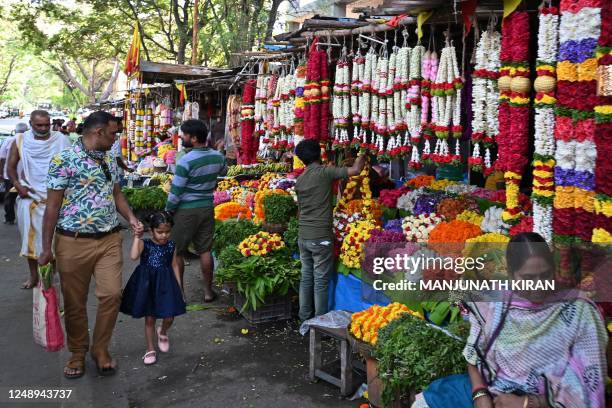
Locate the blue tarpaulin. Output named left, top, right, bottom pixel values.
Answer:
left=328, top=272, right=390, bottom=312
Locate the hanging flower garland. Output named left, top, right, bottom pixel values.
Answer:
left=470, top=28, right=501, bottom=175
left=240, top=79, right=257, bottom=165
left=592, top=1, right=611, bottom=243
left=532, top=6, right=560, bottom=244
left=383, top=48, right=397, bottom=160
left=270, top=74, right=283, bottom=152
left=418, top=48, right=439, bottom=168
left=390, top=44, right=410, bottom=159
left=431, top=42, right=462, bottom=166
left=406, top=44, right=425, bottom=167
left=304, top=42, right=322, bottom=141
left=351, top=52, right=364, bottom=141
left=320, top=48, right=331, bottom=146
left=553, top=0, right=602, bottom=242
left=332, top=59, right=351, bottom=150
left=497, top=11, right=531, bottom=223
left=357, top=49, right=377, bottom=152
left=254, top=71, right=269, bottom=158
left=374, top=53, right=390, bottom=159
left=293, top=64, right=307, bottom=169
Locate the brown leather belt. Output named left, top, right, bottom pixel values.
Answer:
left=56, top=226, right=121, bottom=239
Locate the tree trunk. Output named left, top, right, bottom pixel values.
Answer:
left=265, top=0, right=284, bottom=42
left=99, top=58, right=121, bottom=102
left=247, top=0, right=265, bottom=51
left=0, top=55, right=17, bottom=97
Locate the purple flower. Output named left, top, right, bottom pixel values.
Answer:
left=383, top=219, right=403, bottom=233
left=554, top=168, right=595, bottom=190
left=367, top=229, right=405, bottom=243
left=413, top=192, right=446, bottom=215
left=558, top=38, right=598, bottom=63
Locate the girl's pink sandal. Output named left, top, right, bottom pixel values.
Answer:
left=156, top=327, right=170, bottom=353
left=143, top=351, right=157, bottom=365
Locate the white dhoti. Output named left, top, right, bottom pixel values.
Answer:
left=15, top=131, right=70, bottom=259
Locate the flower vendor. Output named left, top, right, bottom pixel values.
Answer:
left=412, top=233, right=608, bottom=408
left=294, top=139, right=366, bottom=321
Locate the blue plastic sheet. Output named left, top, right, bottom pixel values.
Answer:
left=328, top=272, right=390, bottom=312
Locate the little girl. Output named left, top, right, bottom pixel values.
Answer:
left=120, top=211, right=186, bottom=365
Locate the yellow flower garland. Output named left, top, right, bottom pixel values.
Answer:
left=340, top=220, right=377, bottom=269
left=456, top=210, right=484, bottom=227
left=592, top=228, right=612, bottom=244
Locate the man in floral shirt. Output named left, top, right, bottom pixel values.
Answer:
left=39, top=111, right=142, bottom=379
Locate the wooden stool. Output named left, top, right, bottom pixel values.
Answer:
left=308, top=325, right=355, bottom=397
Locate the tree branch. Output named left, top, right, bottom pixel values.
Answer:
left=0, top=55, right=18, bottom=97
left=125, top=0, right=152, bottom=61
left=59, top=59, right=90, bottom=97
left=100, top=57, right=121, bottom=102
left=265, top=0, right=284, bottom=42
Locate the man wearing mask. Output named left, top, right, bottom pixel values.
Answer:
left=7, top=110, right=71, bottom=289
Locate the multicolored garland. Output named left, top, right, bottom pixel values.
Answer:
left=332, top=57, right=351, bottom=150
left=407, top=45, right=425, bottom=164
left=240, top=79, right=257, bottom=165
left=592, top=1, right=611, bottom=243
left=553, top=0, right=601, bottom=241
left=293, top=64, right=307, bottom=170
left=532, top=6, right=560, bottom=244
left=470, top=27, right=501, bottom=175
left=497, top=11, right=530, bottom=223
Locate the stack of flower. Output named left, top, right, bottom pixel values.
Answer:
left=335, top=162, right=373, bottom=220
left=436, top=197, right=479, bottom=221
left=217, top=178, right=239, bottom=192
left=402, top=213, right=443, bottom=242
left=532, top=6, right=559, bottom=244
left=214, top=202, right=253, bottom=221
left=429, top=220, right=482, bottom=243
left=397, top=188, right=425, bottom=214
left=213, top=191, right=232, bottom=206
left=412, top=192, right=447, bottom=216
left=379, top=188, right=409, bottom=209
left=553, top=0, right=601, bottom=241
left=429, top=179, right=457, bottom=191
left=497, top=11, right=531, bottom=222
left=368, top=229, right=405, bottom=244
left=333, top=212, right=364, bottom=243
left=236, top=189, right=256, bottom=210
left=445, top=184, right=478, bottom=196
left=350, top=303, right=421, bottom=345
left=592, top=3, right=611, bottom=243
left=383, top=219, right=404, bottom=234
left=258, top=173, right=281, bottom=191
left=471, top=188, right=506, bottom=203
left=241, top=180, right=260, bottom=190
left=470, top=27, right=501, bottom=174
left=456, top=210, right=484, bottom=227
left=239, top=232, right=285, bottom=257
left=340, top=220, right=378, bottom=269
left=346, top=199, right=383, bottom=223
left=268, top=177, right=295, bottom=191
left=406, top=174, right=435, bottom=188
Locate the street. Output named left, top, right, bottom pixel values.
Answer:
left=0, top=117, right=25, bottom=133
left=0, top=218, right=357, bottom=407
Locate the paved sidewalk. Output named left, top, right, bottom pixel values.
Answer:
left=0, top=220, right=360, bottom=408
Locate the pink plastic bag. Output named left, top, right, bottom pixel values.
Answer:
left=33, top=283, right=65, bottom=352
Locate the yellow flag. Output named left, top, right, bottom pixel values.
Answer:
left=417, top=11, right=434, bottom=41
left=503, top=0, right=522, bottom=19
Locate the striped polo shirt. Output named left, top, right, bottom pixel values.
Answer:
left=166, top=147, right=227, bottom=211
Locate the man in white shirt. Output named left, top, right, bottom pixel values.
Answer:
left=0, top=122, right=28, bottom=224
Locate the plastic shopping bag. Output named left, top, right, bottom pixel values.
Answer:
left=32, top=265, right=64, bottom=352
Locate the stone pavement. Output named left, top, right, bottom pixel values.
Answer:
left=0, top=219, right=360, bottom=408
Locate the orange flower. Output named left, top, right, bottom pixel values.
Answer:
left=214, top=202, right=252, bottom=221
left=406, top=175, right=435, bottom=188
left=428, top=220, right=482, bottom=256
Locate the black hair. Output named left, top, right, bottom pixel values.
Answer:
left=506, top=232, right=554, bottom=276
left=75, top=123, right=84, bottom=135
left=145, top=211, right=174, bottom=230
left=82, top=111, right=115, bottom=134
left=295, top=139, right=321, bottom=165
left=180, top=119, right=208, bottom=143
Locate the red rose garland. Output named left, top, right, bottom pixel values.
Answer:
left=240, top=79, right=257, bottom=165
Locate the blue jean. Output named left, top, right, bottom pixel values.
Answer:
left=298, top=238, right=334, bottom=321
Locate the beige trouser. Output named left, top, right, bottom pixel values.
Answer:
left=55, top=232, right=123, bottom=358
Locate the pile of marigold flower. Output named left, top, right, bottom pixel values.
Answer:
left=214, top=202, right=252, bottom=221
left=239, top=231, right=285, bottom=257
left=349, top=303, right=423, bottom=345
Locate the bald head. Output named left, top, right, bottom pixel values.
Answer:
left=30, top=110, right=50, bottom=121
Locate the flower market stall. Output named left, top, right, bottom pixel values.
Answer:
left=209, top=0, right=611, bottom=405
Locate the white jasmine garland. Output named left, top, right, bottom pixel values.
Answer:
left=402, top=213, right=443, bottom=242
left=481, top=206, right=510, bottom=233
left=559, top=7, right=601, bottom=44
left=533, top=202, right=553, bottom=243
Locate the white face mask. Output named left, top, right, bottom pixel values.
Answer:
left=32, top=128, right=50, bottom=138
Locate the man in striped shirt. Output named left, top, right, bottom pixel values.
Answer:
left=166, top=119, right=227, bottom=302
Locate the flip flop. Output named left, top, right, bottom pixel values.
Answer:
left=92, top=354, right=118, bottom=376
left=64, top=354, right=85, bottom=379
left=143, top=351, right=157, bottom=365
left=156, top=327, right=169, bottom=353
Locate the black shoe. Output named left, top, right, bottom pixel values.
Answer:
left=4, top=220, right=15, bottom=225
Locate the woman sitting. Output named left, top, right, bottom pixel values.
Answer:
left=413, top=232, right=608, bottom=408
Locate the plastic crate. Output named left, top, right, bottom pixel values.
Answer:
left=234, top=292, right=292, bottom=324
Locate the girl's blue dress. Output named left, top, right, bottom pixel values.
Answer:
left=120, top=239, right=186, bottom=318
